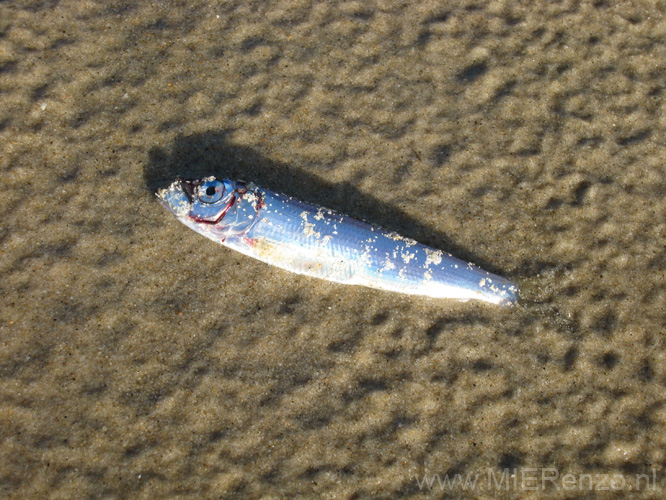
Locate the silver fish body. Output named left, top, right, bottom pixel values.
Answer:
left=157, top=177, right=519, bottom=305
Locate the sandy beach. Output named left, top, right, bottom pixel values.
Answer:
left=1, top=0, right=665, bottom=497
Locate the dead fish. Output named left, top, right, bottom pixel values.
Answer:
left=157, top=177, right=519, bottom=305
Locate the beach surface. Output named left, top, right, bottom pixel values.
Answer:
left=1, top=1, right=665, bottom=497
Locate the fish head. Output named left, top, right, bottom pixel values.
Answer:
left=157, top=176, right=240, bottom=228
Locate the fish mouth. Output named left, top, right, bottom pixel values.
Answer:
left=177, top=177, right=197, bottom=202
left=156, top=178, right=194, bottom=217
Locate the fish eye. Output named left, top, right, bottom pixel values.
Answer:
left=197, top=180, right=224, bottom=204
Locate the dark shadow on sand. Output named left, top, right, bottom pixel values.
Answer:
left=143, top=131, right=508, bottom=275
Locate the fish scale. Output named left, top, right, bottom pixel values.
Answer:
left=157, top=177, right=519, bottom=305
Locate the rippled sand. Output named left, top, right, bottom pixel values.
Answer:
left=1, top=1, right=665, bottom=498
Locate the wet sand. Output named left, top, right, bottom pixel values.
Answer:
left=1, top=1, right=665, bottom=498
